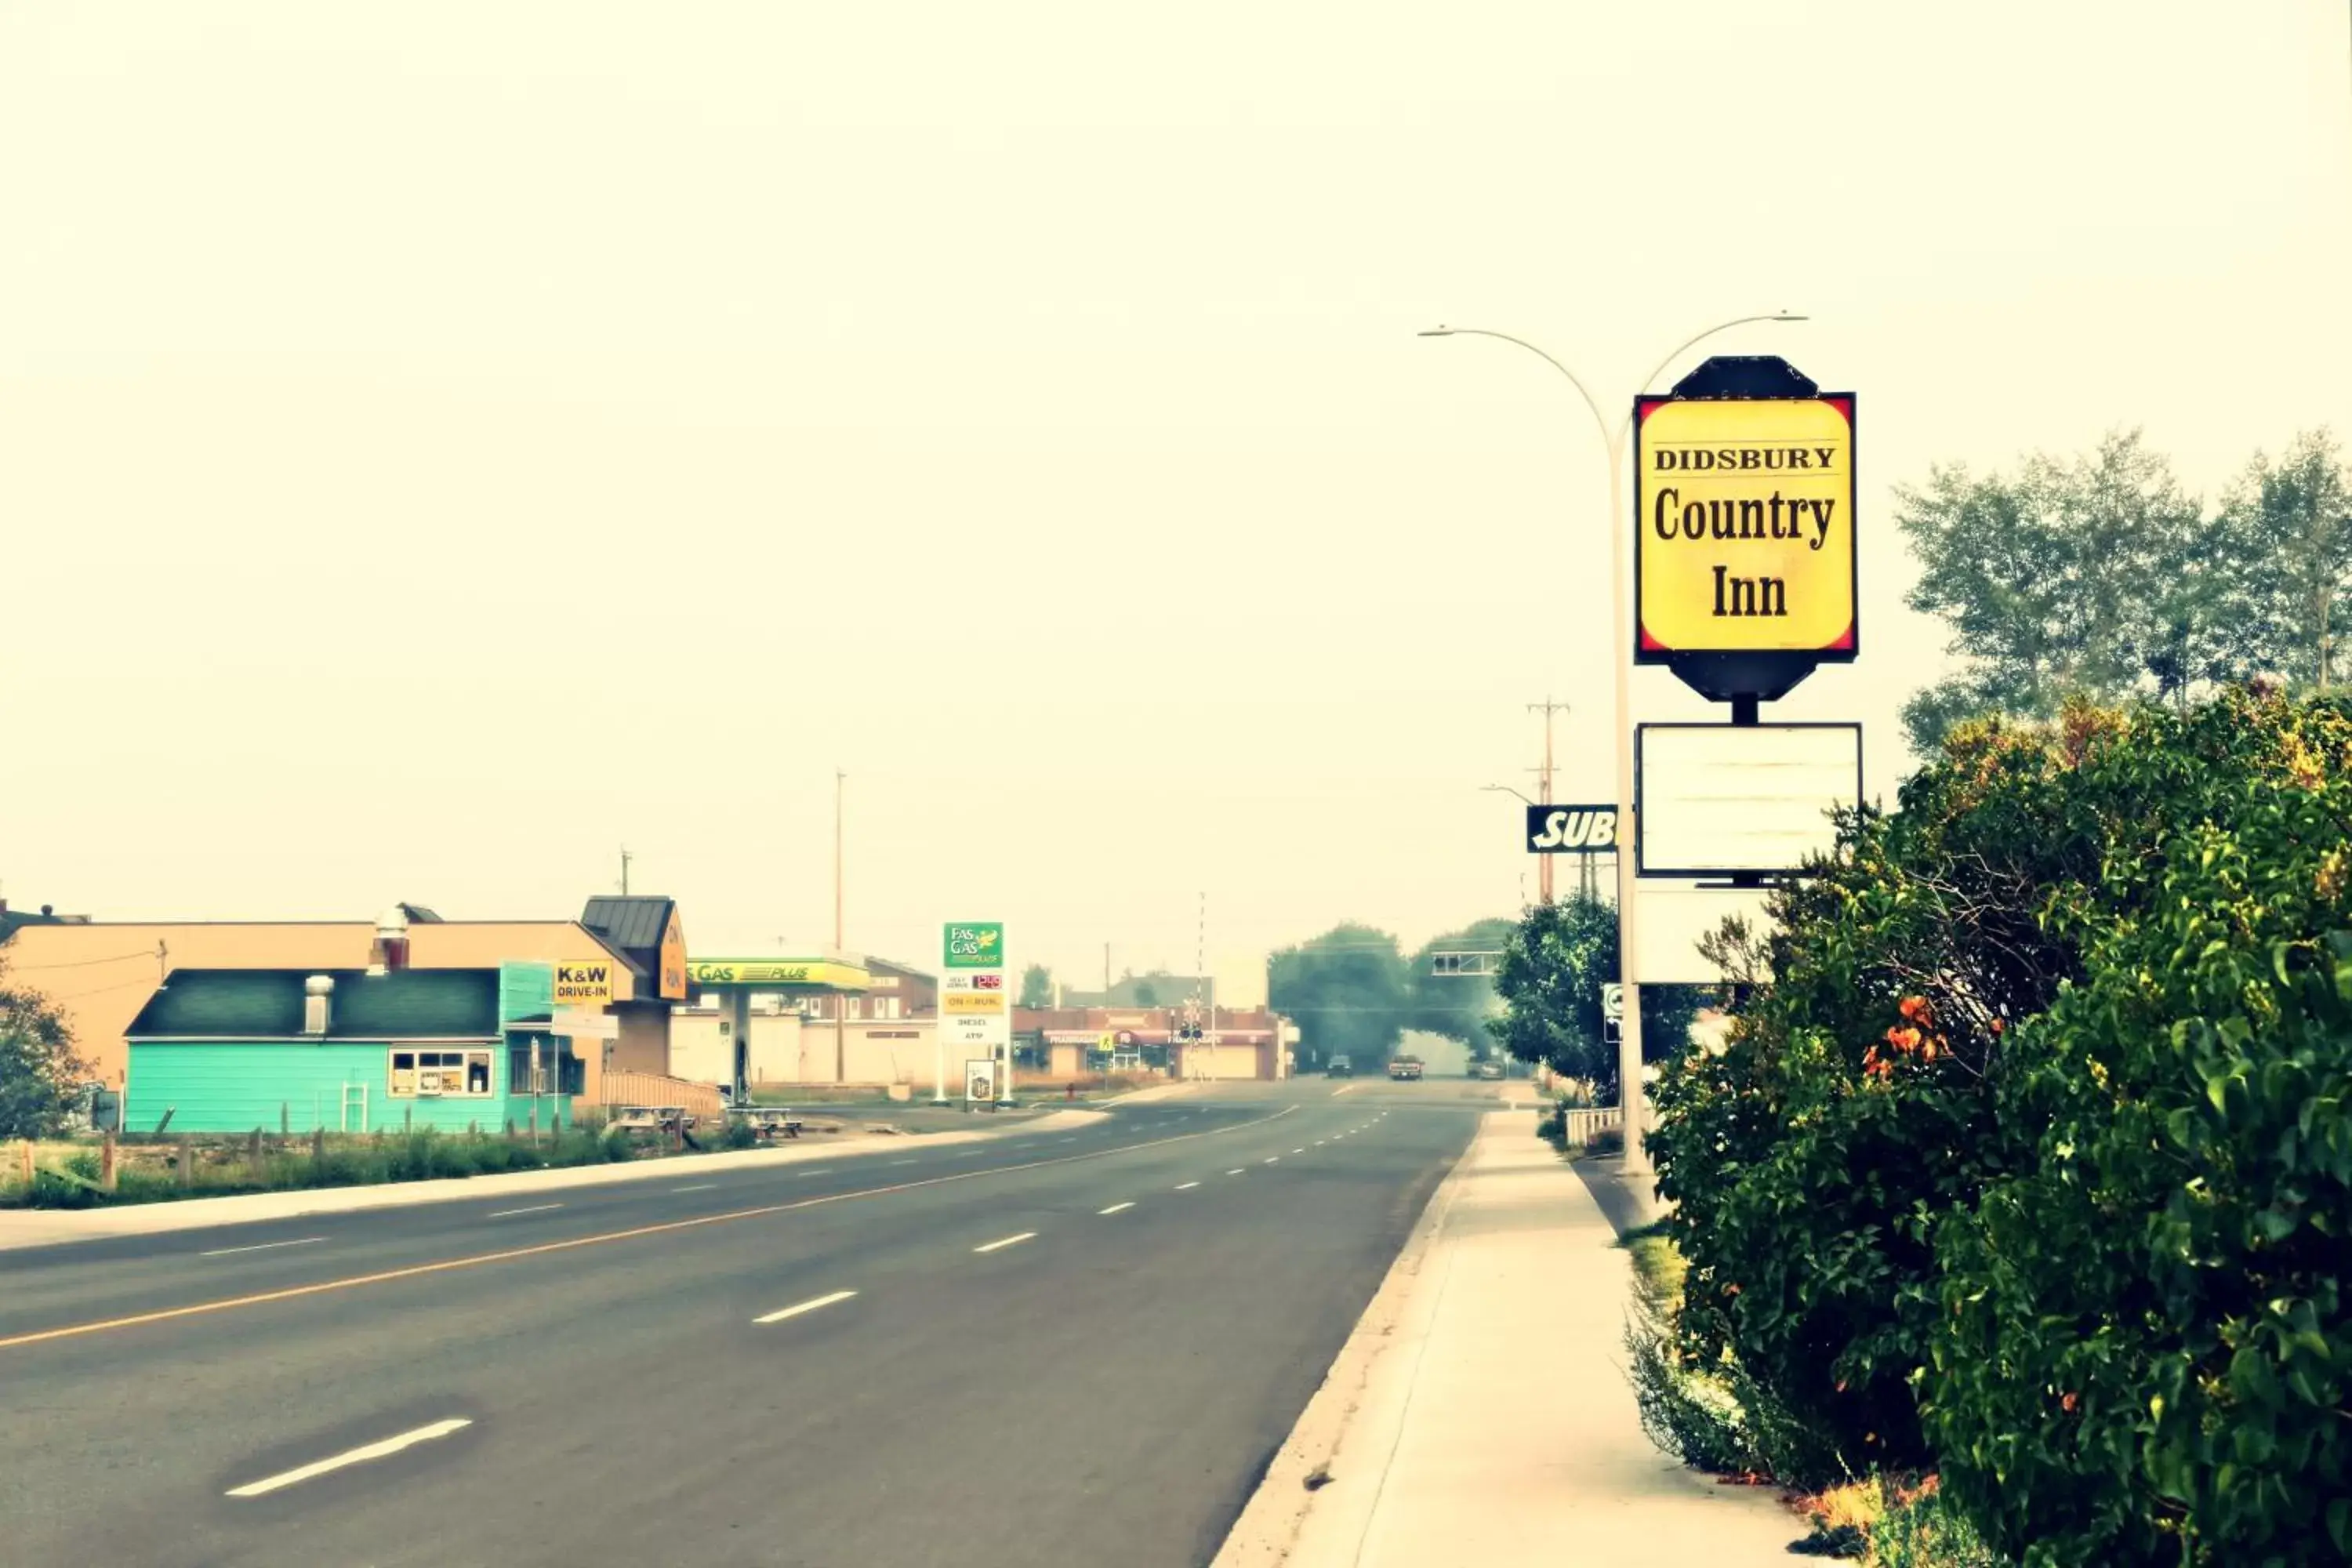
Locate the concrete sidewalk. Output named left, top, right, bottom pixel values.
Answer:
left=0, top=1106, right=1109, bottom=1251
left=1215, top=1110, right=1801, bottom=1566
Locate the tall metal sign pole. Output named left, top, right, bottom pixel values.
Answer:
left=1628, top=355, right=1860, bottom=1171
left=1421, top=315, right=1809, bottom=1178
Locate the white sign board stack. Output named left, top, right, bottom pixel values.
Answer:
left=942, top=922, right=1011, bottom=1105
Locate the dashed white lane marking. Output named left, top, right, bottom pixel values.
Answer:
left=486, top=1204, right=562, bottom=1219
left=753, top=1289, right=859, bottom=1326
left=1098, top=1202, right=1135, bottom=1215
left=974, top=1232, right=1037, bottom=1254
left=672, top=1184, right=717, bottom=1193
left=225, top=1418, right=472, bottom=1498
left=198, top=1237, right=326, bottom=1258
left=1292, top=1149, right=1305, bottom=1155
left=890, top=1160, right=920, bottom=1167
left=1175, top=1181, right=1200, bottom=1190
left=1263, top=1156, right=1280, bottom=1164
left=1225, top=1168, right=1246, bottom=1176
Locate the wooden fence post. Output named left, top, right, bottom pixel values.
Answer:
left=17, top=1139, right=33, bottom=1187
left=281, top=1102, right=290, bottom=1138
left=312, top=1127, right=325, bottom=1166
left=247, top=1127, right=264, bottom=1179
left=178, top=1134, right=193, bottom=1190
left=100, top=1131, right=118, bottom=1192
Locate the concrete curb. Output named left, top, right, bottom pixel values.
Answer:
left=0, top=1108, right=1111, bottom=1250
left=1208, top=1113, right=1477, bottom=1568
left=1092, top=1082, right=1204, bottom=1107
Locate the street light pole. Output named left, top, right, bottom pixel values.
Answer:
left=1421, top=314, right=1803, bottom=1176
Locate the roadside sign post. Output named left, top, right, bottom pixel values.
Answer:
left=1617, top=354, right=1860, bottom=1168
left=943, top=922, right=1011, bottom=1109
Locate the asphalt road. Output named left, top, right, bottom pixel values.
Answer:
left=0, top=1080, right=1491, bottom=1567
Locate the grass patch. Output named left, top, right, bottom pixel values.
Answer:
left=2, top=1126, right=645, bottom=1209
left=1780, top=1475, right=2008, bottom=1566
left=1619, top=1220, right=1686, bottom=1312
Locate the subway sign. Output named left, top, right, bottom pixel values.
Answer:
left=1633, top=392, right=1858, bottom=661
left=1525, top=804, right=1619, bottom=855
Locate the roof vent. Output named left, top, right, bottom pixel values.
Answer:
left=369, top=905, right=412, bottom=977
left=303, top=975, right=335, bottom=1036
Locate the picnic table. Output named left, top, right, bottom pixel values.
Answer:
left=732, top=1106, right=804, bottom=1140
left=604, top=1105, right=693, bottom=1134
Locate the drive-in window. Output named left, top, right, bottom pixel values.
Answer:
left=387, top=1047, right=494, bottom=1098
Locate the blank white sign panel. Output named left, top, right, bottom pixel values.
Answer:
left=1636, top=724, right=1861, bottom=877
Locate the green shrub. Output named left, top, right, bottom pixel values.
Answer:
left=721, top=1116, right=760, bottom=1152
left=1650, top=706, right=2093, bottom=1475
left=1652, top=689, right=2352, bottom=1552
left=1926, top=713, right=2352, bottom=1566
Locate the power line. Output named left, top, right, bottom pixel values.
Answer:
left=49, top=975, right=162, bottom=1004
left=4, top=949, right=157, bottom=972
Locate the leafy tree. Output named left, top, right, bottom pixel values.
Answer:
left=1131, top=980, right=1160, bottom=1007
left=1018, top=964, right=1054, bottom=1009
left=2221, top=428, right=2352, bottom=688
left=0, top=956, right=88, bottom=1139
left=1486, top=894, right=1699, bottom=1099
left=1267, top=924, right=1409, bottom=1068
left=1406, top=917, right=1517, bottom=1050
left=1895, top=430, right=2202, bottom=751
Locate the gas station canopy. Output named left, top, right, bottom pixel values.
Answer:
left=685, top=957, right=870, bottom=993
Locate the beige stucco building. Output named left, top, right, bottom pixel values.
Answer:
left=4, top=897, right=690, bottom=1108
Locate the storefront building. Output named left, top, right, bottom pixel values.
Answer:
left=5, top=896, right=688, bottom=1102
left=122, top=962, right=578, bottom=1135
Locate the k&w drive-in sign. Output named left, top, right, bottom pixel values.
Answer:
left=1524, top=804, right=1619, bottom=854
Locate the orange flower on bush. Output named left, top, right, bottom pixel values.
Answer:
left=1898, top=995, right=1933, bottom=1025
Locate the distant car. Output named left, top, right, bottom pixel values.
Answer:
left=1325, top=1055, right=1354, bottom=1078
left=1388, top=1056, right=1423, bottom=1081
left=1472, top=1060, right=1506, bottom=1081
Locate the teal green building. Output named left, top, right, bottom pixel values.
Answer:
left=123, top=963, right=578, bottom=1134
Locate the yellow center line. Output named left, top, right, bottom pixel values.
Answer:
left=0, top=1104, right=1298, bottom=1354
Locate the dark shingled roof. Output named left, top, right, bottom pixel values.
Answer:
left=125, top=969, right=501, bottom=1040
left=579, top=896, right=675, bottom=980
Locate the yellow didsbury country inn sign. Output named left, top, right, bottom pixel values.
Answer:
left=1633, top=393, right=1858, bottom=660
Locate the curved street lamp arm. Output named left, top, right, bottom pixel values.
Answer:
left=1620, top=313, right=1805, bottom=444
left=1425, top=328, right=1613, bottom=453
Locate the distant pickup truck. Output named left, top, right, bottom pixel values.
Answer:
left=1388, top=1056, right=1424, bottom=1081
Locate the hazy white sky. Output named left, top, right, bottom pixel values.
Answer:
left=4, top=2, right=2348, bottom=1002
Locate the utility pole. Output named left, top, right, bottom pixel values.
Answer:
left=1527, top=699, right=1568, bottom=905
left=833, top=768, right=847, bottom=1084
left=619, top=847, right=632, bottom=896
